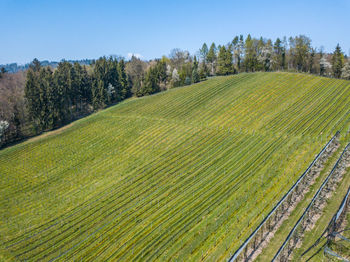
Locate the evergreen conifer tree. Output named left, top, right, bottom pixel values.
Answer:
left=25, top=67, right=41, bottom=132
left=332, top=44, right=344, bottom=78
left=118, top=60, right=129, bottom=99
left=207, top=43, right=217, bottom=75
left=192, top=56, right=200, bottom=83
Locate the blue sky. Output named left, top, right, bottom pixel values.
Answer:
left=1, top=0, right=349, bottom=64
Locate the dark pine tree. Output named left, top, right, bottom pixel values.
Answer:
left=118, top=60, right=129, bottom=100
left=25, top=64, right=42, bottom=132
left=53, top=61, right=73, bottom=124
left=332, top=44, right=344, bottom=78
left=217, top=46, right=233, bottom=75
left=192, top=56, right=200, bottom=83
left=141, top=67, right=160, bottom=95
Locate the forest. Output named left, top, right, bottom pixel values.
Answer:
left=1, top=34, right=350, bottom=147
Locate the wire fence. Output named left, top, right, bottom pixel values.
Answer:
left=321, top=185, right=350, bottom=260
left=272, top=142, right=350, bottom=262
left=301, top=186, right=350, bottom=258
left=334, top=186, right=350, bottom=223
left=228, top=132, right=339, bottom=262
left=324, top=247, right=349, bottom=262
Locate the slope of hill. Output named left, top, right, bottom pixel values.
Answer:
left=1, top=72, right=350, bottom=261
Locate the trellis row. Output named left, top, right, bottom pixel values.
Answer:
left=272, top=142, right=350, bottom=262
left=327, top=185, right=350, bottom=242
left=228, top=131, right=339, bottom=262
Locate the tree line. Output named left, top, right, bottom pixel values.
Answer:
left=24, top=57, right=130, bottom=133
left=1, top=34, right=350, bottom=147
left=126, top=35, right=350, bottom=100
left=0, top=59, right=94, bottom=73
left=196, top=35, right=349, bottom=78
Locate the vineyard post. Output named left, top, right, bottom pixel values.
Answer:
left=287, top=193, right=291, bottom=205
left=260, top=222, right=264, bottom=243
left=286, top=238, right=291, bottom=256
left=243, top=245, right=248, bottom=260
left=274, top=208, right=278, bottom=225
left=253, top=235, right=256, bottom=250
left=305, top=209, right=310, bottom=228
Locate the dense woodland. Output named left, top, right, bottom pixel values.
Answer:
left=0, top=59, right=94, bottom=73
left=1, top=34, right=350, bottom=147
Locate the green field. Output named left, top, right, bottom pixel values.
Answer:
left=1, top=72, right=350, bottom=261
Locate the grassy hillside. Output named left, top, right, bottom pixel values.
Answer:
left=1, top=72, right=350, bottom=261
